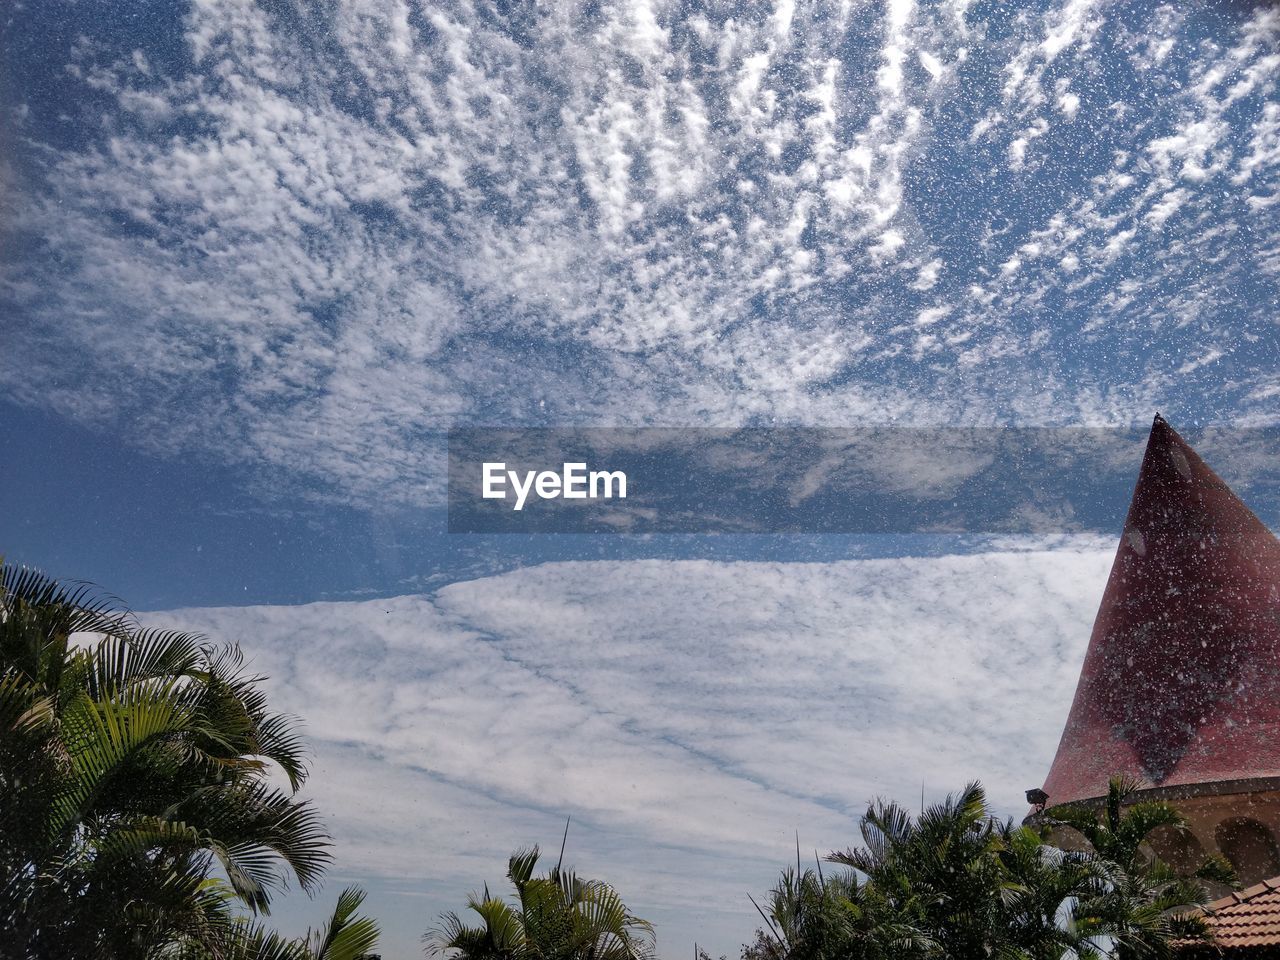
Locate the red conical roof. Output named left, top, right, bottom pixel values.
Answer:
left=1041, top=415, right=1280, bottom=806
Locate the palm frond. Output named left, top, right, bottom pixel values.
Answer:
left=305, top=885, right=381, bottom=960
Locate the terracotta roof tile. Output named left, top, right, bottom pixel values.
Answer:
left=1192, top=877, right=1280, bottom=949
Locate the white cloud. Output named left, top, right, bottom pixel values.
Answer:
left=1178, top=348, right=1224, bottom=374
left=919, top=49, right=943, bottom=81
left=910, top=258, right=943, bottom=291
left=868, top=228, right=906, bottom=261
left=155, top=547, right=1113, bottom=958
left=915, top=305, right=951, bottom=327
left=1145, top=188, right=1190, bottom=227
left=1042, top=0, right=1103, bottom=60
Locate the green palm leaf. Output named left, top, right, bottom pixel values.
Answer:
left=0, top=560, right=337, bottom=955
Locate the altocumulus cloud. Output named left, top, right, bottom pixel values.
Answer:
left=155, top=547, right=1112, bottom=955
left=3, top=1, right=1280, bottom=509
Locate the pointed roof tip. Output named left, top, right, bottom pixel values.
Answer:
left=1147, top=412, right=1175, bottom=450
left=1148, top=412, right=1179, bottom=446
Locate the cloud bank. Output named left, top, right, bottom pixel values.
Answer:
left=157, top=546, right=1113, bottom=956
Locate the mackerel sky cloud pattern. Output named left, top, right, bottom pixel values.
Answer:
left=4, top=1, right=1280, bottom=507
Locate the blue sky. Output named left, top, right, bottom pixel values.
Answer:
left=3, top=0, right=1280, bottom=957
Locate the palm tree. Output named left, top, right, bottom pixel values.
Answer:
left=1046, top=777, right=1235, bottom=958
left=830, top=782, right=1022, bottom=958
left=743, top=862, right=932, bottom=960
left=426, top=845, right=655, bottom=960
left=177, top=884, right=381, bottom=960
left=0, top=562, right=333, bottom=957
left=994, top=821, right=1108, bottom=960
left=300, top=886, right=382, bottom=960
left=816, top=781, right=1219, bottom=959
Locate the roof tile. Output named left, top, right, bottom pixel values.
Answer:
left=1190, top=877, right=1280, bottom=949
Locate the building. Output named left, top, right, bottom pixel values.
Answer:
left=1177, top=879, right=1280, bottom=958
left=1036, top=414, right=1280, bottom=888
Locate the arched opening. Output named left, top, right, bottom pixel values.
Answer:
left=1144, top=824, right=1206, bottom=875
left=1215, top=817, right=1280, bottom=886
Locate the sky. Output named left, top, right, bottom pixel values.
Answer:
left=2, top=0, right=1280, bottom=957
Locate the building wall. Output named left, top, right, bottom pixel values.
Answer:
left=1146, top=790, right=1280, bottom=889
left=1041, top=787, right=1280, bottom=890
